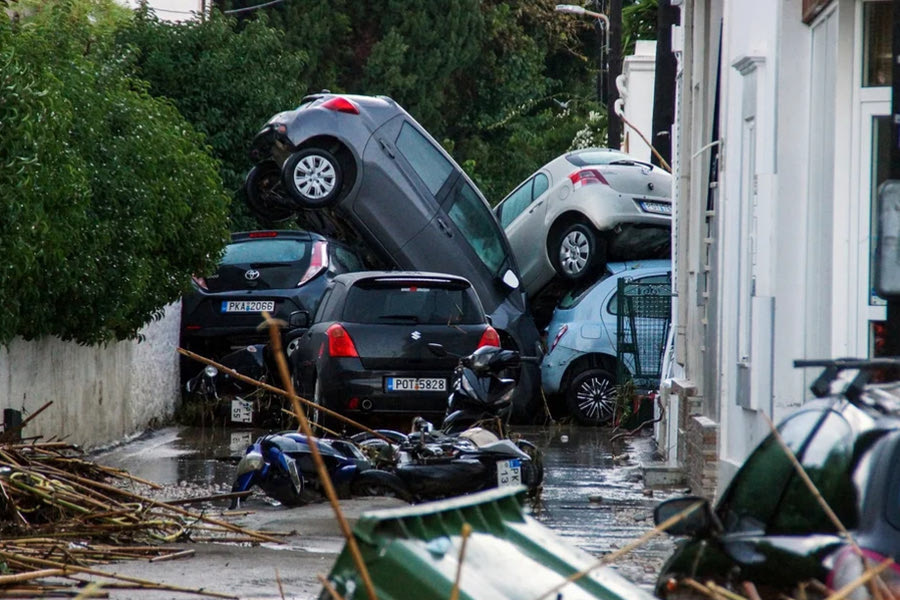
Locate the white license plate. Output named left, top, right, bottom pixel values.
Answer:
left=384, top=377, right=447, bottom=392
left=497, top=459, right=522, bottom=488
left=231, top=399, right=254, bottom=423
left=221, top=300, right=275, bottom=313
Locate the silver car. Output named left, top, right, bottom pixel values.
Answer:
left=494, top=148, right=672, bottom=298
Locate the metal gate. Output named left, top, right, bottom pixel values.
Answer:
left=615, top=277, right=673, bottom=392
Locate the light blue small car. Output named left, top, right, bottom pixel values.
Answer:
left=541, top=259, right=671, bottom=425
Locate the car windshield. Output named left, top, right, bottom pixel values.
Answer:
left=447, top=181, right=508, bottom=276
left=221, top=239, right=309, bottom=265
left=342, top=283, right=483, bottom=325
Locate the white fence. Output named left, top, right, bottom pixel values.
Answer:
left=0, top=303, right=181, bottom=449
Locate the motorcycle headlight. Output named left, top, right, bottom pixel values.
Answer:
left=203, top=365, right=218, bottom=378
left=235, top=450, right=264, bottom=477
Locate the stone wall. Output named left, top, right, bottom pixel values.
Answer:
left=685, top=415, right=719, bottom=499
left=0, top=303, right=181, bottom=449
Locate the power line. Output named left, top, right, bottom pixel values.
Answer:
left=223, top=0, right=286, bottom=14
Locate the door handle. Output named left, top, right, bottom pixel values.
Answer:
left=377, top=137, right=395, bottom=158
left=528, top=200, right=544, bottom=213
left=436, top=217, right=453, bottom=237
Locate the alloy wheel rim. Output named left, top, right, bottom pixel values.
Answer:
left=559, top=230, right=590, bottom=276
left=575, top=376, right=615, bottom=423
left=292, top=154, right=336, bottom=199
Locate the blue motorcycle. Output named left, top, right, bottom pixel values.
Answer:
left=231, top=432, right=410, bottom=508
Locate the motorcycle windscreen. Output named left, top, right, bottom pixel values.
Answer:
left=339, top=282, right=487, bottom=371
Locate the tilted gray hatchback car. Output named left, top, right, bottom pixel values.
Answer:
left=244, top=92, right=542, bottom=420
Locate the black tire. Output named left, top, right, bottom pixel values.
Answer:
left=566, top=367, right=617, bottom=426
left=552, top=222, right=603, bottom=281
left=282, top=147, right=343, bottom=208
left=350, top=473, right=412, bottom=502
left=244, top=162, right=296, bottom=223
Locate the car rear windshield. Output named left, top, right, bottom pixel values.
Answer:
left=342, top=282, right=483, bottom=325
left=221, top=239, right=310, bottom=266
left=567, top=150, right=649, bottom=167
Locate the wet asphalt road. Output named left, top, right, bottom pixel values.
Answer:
left=95, top=421, right=678, bottom=596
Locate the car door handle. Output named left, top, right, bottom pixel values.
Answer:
left=436, top=217, right=453, bottom=237
left=528, top=200, right=544, bottom=213
left=377, top=137, right=395, bottom=158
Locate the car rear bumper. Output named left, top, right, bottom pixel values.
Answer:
left=316, top=359, right=451, bottom=416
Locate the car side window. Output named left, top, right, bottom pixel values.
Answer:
left=497, top=180, right=534, bottom=228
left=446, top=180, right=508, bottom=276
left=533, top=173, right=549, bottom=199
left=606, top=275, right=671, bottom=315
left=331, top=245, right=363, bottom=273
left=395, top=121, right=453, bottom=195
left=717, top=409, right=829, bottom=534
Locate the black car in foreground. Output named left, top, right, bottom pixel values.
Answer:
left=180, top=230, right=364, bottom=361
left=289, top=271, right=500, bottom=425
left=245, top=92, right=542, bottom=420
left=654, top=359, right=900, bottom=600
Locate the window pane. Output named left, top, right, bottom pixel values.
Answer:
left=396, top=122, right=453, bottom=195
left=533, top=173, right=549, bottom=199
left=447, top=182, right=508, bottom=276
left=343, top=285, right=482, bottom=324
left=498, top=180, right=533, bottom=228
left=863, top=2, right=892, bottom=87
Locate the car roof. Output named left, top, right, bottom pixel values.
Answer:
left=230, top=230, right=325, bottom=243
left=331, top=271, right=474, bottom=287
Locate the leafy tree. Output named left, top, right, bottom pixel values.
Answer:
left=0, top=0, right=230, bottom=345
left=115, top=8, right=309, bottom=228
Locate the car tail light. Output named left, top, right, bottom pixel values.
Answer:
left=322, top=97, right=359, bottom=115
left=477, top=326, right=501, bottom=349
left=191, top=275, right=208, bottom=291
left=549, top=324, right=568, bottom=353
left=347, top=397, right=360, bottom=410
left=569, top=169, right=609, bottom=187
left=827, top=547, right=900, bottom=597
left=248, top=231, right=278, bottom=238
left=298, top=240, right=329, bottom=286
left=326, top=323, right=359, bottom=358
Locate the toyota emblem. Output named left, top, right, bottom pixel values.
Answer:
left=244, top=269, right=261, bottom=281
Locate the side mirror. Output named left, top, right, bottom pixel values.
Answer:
left=653, top=496, right=720, bottom=538
left=501, top=269, right=520, bottom=290
left=288, top=310, right=310, bottom=329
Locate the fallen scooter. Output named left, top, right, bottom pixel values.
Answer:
left=230, top=432, right=410, bottom=508
left=351, top=343, right=545, bottom=501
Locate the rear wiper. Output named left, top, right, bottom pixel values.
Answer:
left=609, top=159, right=653, bottom=169
left=378, top=314, right=420, bottom=323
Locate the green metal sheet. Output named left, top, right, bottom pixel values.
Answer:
left=321, top=487, right=655, bottom=600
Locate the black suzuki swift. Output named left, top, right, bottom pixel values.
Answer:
left=289, top=271, right=500, bottom=425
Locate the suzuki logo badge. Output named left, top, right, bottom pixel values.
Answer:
left=410, top=331, right=422, bottom=340
left=244, top=269, right=261, bottom=281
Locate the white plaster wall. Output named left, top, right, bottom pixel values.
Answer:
left=0, top=303, right=181, bottom=449
left=621, top=41, right=658, bottom=163
left=119, top=0, right=203, bottom=21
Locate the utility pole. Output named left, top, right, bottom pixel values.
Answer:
left=607, top=0, right=623, bottom=149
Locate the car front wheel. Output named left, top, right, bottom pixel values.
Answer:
left=244, top=162, right=296, bottom=223
left=282, top=148, right=343, bottom=208
left=553, top=222, right=603, bottom=281
left=566, top=367, right=617, bottom=426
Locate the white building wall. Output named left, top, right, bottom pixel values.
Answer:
left=0, top=304, right=181, bottom=449
left=119, top=0, right=204, bottom=21
left=620, top=41, right=658, bottom=163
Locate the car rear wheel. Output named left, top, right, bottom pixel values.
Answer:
left=553, top=222, right=603, bottom=281
left=282, top=148, right=343, bottom=208
left=566, top=367, right=617, bottom=426
left=244, top=162, right=296, bottom=223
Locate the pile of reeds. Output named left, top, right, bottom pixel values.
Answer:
left=0, top=440, right=279, bottom=599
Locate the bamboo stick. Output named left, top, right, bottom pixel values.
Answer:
left=450, top=523, right=472, bottom=600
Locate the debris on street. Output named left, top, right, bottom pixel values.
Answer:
left=0, top=440, right=278, bottom=598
